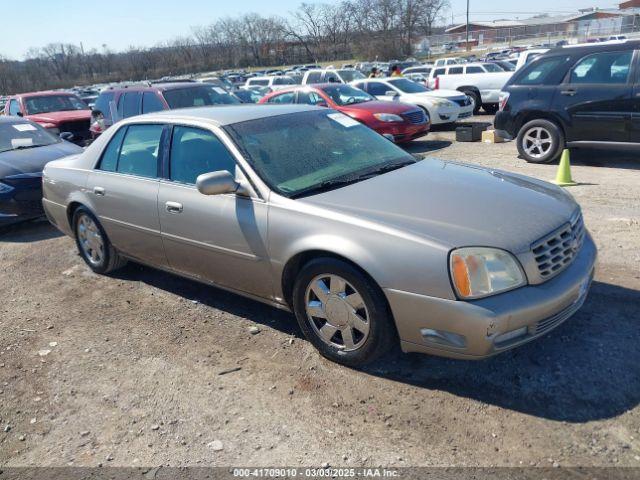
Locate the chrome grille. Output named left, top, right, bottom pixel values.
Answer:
left=532, top=211, right=585, bottom=280
left=403, top=109, right=427, bottom=124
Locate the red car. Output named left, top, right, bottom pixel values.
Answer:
left=259, top=83, right=429, bottom=143
left=3, top=91, right=91, bottom=146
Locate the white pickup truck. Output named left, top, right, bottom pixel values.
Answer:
left=427, top=63, right=513, bottom=114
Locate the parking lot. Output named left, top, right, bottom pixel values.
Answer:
left=1, top=115, right=639, bottom=468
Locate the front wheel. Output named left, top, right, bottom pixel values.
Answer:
left=292, top=258, right=397, bottom=367
left=516, top=119, right=565, bottom=164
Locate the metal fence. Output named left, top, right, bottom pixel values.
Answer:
left=418, top=14, right=640, bottom=55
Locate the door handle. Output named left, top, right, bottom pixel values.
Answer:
left=93, top=186, right=105, bottom=196
left=165, top=201, right=183, bottom=214
left=561, top=89, right=577, bottom=96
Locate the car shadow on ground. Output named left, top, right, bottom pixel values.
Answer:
left=112, top=262, right=639, bottom=423
left=363, top=280, right=640, bottom=423
left=568, top=149, right=640, bottom=170
left=0, top=219, right=63, bottom=243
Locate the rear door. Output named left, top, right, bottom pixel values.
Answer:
left=556, top=49, right=633, bottom=143
left=631, top=50, right=640, bottom=142
left=86, top=123, right=168, bottom=266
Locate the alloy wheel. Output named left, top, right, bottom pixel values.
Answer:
left=77, top=214, right=105, bottom=267
left=522, top=126, right=554, bottom=159
left=304, top=274, right=370, bottom=351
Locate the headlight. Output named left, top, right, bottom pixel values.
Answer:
left=0, top=181, right=14, bottom=194
left=449, top=247, right=526, bottom=299
left=373, top=113, right=404, bottom=123
left=432, top=99, right=454, bottom=108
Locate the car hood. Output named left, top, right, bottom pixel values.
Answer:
left=413, top=89, right=466, bottom=100
left=339, top=100, right=421, bottom=115
left=26, top=110, right=91, bottom=125
left=0, top=141, right=83, bottom=178
left=299, top=159, right=578, bottom=254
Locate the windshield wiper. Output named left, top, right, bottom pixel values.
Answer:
left=290, top=159, right=415, bottom=199
left=290, top=176, right=365, bottom=199
left=356, top=159, right=416, bottom=179
left=12, top=145, right=42, bottom=151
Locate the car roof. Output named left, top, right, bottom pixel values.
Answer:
left=13, top=91, right=77, bottom=99
left=549, top=39, right=640, bottom=54
left=132, top=104, right=319, bottom=127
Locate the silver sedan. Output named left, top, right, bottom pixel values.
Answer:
left=42, top=105, right=597, bottom=366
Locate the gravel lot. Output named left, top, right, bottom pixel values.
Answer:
left=1, top=115, right=639, bottom=468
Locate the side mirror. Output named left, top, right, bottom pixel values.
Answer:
left=316, top=101, right=328, bottom=108
left=60, top=132, right=75, bottom=142
left=385, top=90, right=399, bottom=97
left=196, top=171, right=241, bottom=196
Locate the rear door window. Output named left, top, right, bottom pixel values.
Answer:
left=448, top=67, right=464, bottom=75
left=98, top=126, right=127, bottom=172
left=367, top=82, right=390, bottom=96
left=514, top=56, right=571, bottom=85
left=142, top=92, right=165, bottom=114
left=267, top=92, right=295, bottom=104
left=297, top=91, right=324, bottom=105
left=117, top=124, right=164, bottom=178
left=121, top=92, right=141, bottom=118
left=466, top=66, right=483, bottom=74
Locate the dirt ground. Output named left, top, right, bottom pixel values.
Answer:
left=1, top=115, right=639, bottom=469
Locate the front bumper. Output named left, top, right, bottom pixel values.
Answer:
left=385, top=233, right=597, bottom=359
left=0, top=183, right=45, bottom=226
left=374, top=122, right=430, bottom=143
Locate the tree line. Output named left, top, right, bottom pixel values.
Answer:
left=0, top=0, right=449, bottom=95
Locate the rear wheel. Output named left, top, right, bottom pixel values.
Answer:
left=292, top=258, right=396, bottom=367
left=517, top=119, right=564, bottom=164
left=73, top=207, right=126, bottom=274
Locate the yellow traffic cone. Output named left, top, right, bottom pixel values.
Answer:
left=552, top=149, right=577, bottom=187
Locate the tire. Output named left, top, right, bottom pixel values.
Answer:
left=292, top=258, right=397, bottom=367
left=517, top=119, right=565, bottom=164
left=462, top=90, right=481, bottom=114
left=483, top=103, right=499, bottom=115
left=73, top=206, right=127, bottom=274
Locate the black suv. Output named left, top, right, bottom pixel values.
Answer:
left=495, top=41, right=640, bottom=163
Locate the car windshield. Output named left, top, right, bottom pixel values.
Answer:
left=24, top=95, right=88, bottom=115
left=321, top=85, right=374, bottom=106
left=387, top=78, right=428, bottom=93
left=0, top=122, right=59, bottom=153
left=162, top=85, right=240, bottom=109
left=225, top=110, right=414, bottom=198
left=336, top=70, right=365, bottom=82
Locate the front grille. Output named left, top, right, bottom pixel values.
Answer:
left=403, top=109, right=427, bottom=124
left=532, top=211, right=585, bottom=280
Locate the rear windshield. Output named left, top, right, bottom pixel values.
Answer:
left=162, top=86, right=240, bottom=109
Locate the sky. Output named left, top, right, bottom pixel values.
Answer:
left=0, top=0, right=623, bottom=59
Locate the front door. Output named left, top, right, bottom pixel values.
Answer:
left=86, top=123, right=167, bottom=266
left=157, top=125, right=273, bottom=299
left=555, top=50, right=633, bottom=143
left=632, top=51, right=640, bottom=143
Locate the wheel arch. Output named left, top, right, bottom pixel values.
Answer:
left=516, top=111, right=567, bottom=139
left=281, top=249, right=384, bottom=311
